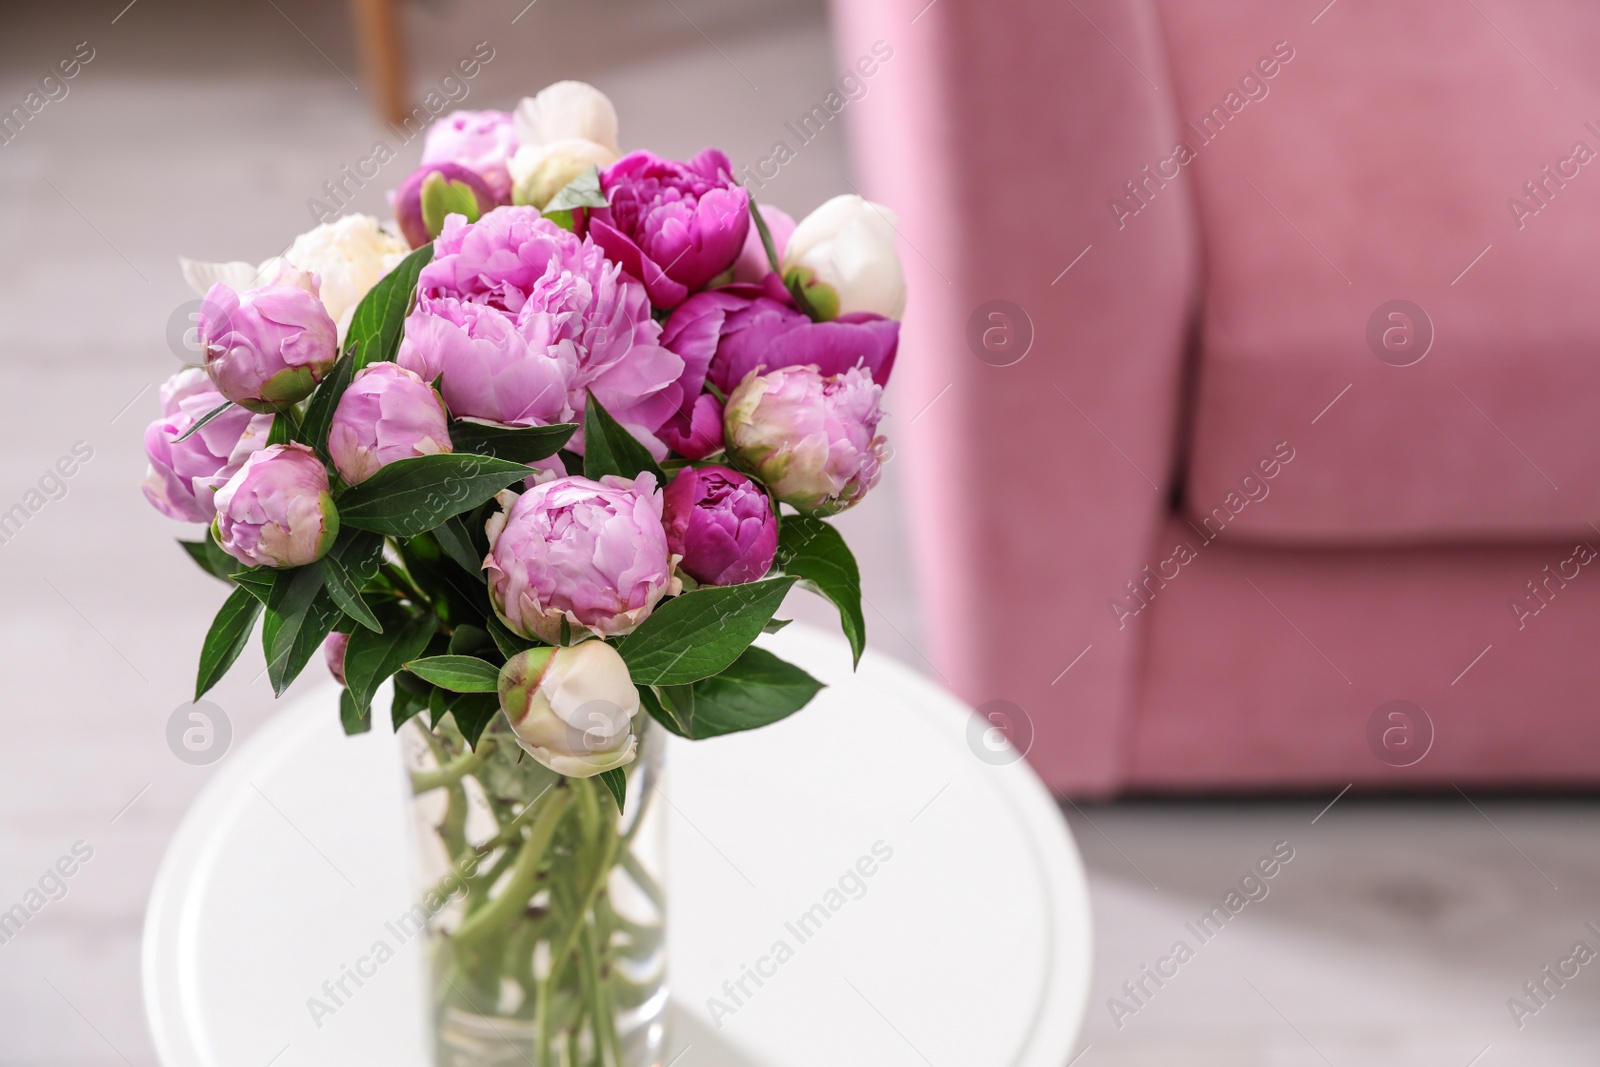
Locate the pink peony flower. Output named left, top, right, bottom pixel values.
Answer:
left=662, top=465, right=777, bottom=586
left=142, top=372, right=273, bottom=523
left=399, top=294, right=578, bottom=428
left=327, top=362, right=452, bottom=485
left=399, top=208, right=696, bottom=453
left=213, top=443, right=340, bottom=568
left=159, top=367, right=218, bottom=416
left=585, top=149, right=750, bottom=308
left=723, top=364, right=888, bottom=516
left=484, top=473, right=680, bottom=644
left=199, top=266, right=339, bottom=412
left=421, top=109, right=518, bottom=202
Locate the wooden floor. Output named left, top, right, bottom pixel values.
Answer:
left=0, top=1, right=1595, bottom=1064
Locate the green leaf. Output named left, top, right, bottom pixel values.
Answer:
left=194, top=586, right=263, bottom=700
left=336, top=453, right=532, bottom=538
left=404, top=655, right=501, bottom=693
left=543, top=165, right=610, bottom=214
left=433, top=514, right=485, bottom=575
left=486, top=614, right=536, bottom=659
left=322, top=554, right=381, bottom=634
left=321, top=529, right=385, bottom=633
left=583, top=390, right=665, bottom=483
left=439, top=690, right=501, bottom=748
left=777, top=517, right=865, bottom=666
left=300, top=348, right=358, bottom=458
left=392, top=670, right=432, bottom=731
left=598, top=767, right=627, bottom=812
left=654, top=645, right=823, bottom=740
left=345, top=242, right=433, bottom=370
left=450, top=419, right=577, bottom=464
left=174, top=400, right=234, bottom=443
left=637, top=684, right=686, bottom=737
left=616, top=576, right=796, bottom=685
left=762, top=618, right=792, bottom=634
left=230, top=568, right=277, bottom=606
left=448, top=623, right=496, bottom=658
left=266, top=411, right=294, bottom=447
left=332, top=527, right=385, bottom=585
left=341, top=687, right=372, bottom=735
left=345, top=601, right=438, bottom=718
left=262, top=564, right=341, bottom=697
left=180, top=537, right=238, bottom=583
left=421, top=173, right=482, bottom=237
left=749, top=197, right=784, bottom=276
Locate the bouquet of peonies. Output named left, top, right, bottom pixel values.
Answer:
left=141, top=81, right=903, bottom=1065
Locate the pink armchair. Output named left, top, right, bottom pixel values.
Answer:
left=829, top=0, right=1600, bottom=795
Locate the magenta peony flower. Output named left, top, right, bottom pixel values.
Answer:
left=327, top=362, right=452, bottom=485
left=391, top=161, right=502, bottom=249
left=484, top=473, right=680, bottom=644
left=733, top=203, right=793, bottom=283
left=662, top=276, right=898, bottom=396
left=657, top=392, right=724, bottom=460
left=213, top=443, right=340, bottom=568
left=200, top=266, right=339, bottom=413
left=142, top=374, right=273, bottom=523
left=399, top=208, right=695, bottom=452
left=324, top=632, right=349, bottom=686
left=422, top=109, right=518, bottom=202
left=662, top=465, right=777, bottom=586
left=585, top=149, right=750, bottom=308
left=724, top=364, right=888, bottom=516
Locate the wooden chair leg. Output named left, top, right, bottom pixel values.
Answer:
left=349, top=0, right=409, bottom=126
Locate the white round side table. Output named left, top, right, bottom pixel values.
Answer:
left=143, top=624, right=1091, bottom=1067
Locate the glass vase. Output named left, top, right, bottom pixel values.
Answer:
left=401, top=712, right=667, bottom=1067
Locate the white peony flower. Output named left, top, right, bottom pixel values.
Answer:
left=179, top=214, right=408, bottom=341
left=513, top=81, right=620, bottom=153
left=509, top=81, right=622, bottom=209
left=782, top=194, right=907, bottom=320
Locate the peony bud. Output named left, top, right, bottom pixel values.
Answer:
left=498, top=641, right=639, bottom=778
left=392, top=161, right=500, bottom=249
left=324, top=632, right=350, bottom=686
left=421, top=109, right=518, bottom=202
left=724, top=365, right=888, bottom=516
left=199, top=266, right=339, bottom=413
left=212, top=443, right=340, bottom=568
left=142, top=374, right=273, bottom=523
left=484, top=474, right=680, bottom=644
left=781, top=194, right=906, bottom=320
left=327, top=362, right=452, bottom=485
left=663, top=465, right=778, bottom=586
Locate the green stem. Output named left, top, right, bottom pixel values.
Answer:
left=411, top=737, right=497, bottom=793
left=453, top=786, right=571, bottom=952
left=381, top=561, right=434, bottom=609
